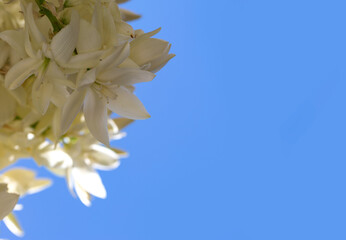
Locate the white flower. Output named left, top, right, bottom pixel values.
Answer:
left=131, top=28, right=175, bottom=73
left=60, top=42, right=154, bottom=146
left=0, top=0, right=174, bottom=236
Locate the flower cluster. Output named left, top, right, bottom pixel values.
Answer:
left=0, top=0, right=173, bottom=237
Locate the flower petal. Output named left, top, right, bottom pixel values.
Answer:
left=65, top=50, right=103, bottom=69
left=98, top=68, right=155, bottom=85
left=97, top=43, right=129, bottom=73
left=77, top=19, right=102, bottom=53
left=3, top=213, right=23, bottom=237
left=89, top=144, right=120, bottom=170
left=61, top=88, right=87, bottom=135
left=32, top=81, right=53, bottom=115
left=51, top=11, right=79, bottom=65
left=108, top=86, right=150, bottom=119
left=0, top=30, right=26, bottom=58
left=83, top=88, right=109, bottom=146
left=72, top=165, right=107, bottom=199
left=24, top=3, right=47, bottom=46
left=5, top=58, right=41, bottom=90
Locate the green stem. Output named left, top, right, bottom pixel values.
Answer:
left=34, top=0, right=63, bottom=33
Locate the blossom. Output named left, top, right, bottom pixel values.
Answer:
left=0, top=0, right=174, bottom=237
left=131, top=28, right=175, bottom=73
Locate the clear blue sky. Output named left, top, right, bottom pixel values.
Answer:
left=3, top=0, right=346, bottom=239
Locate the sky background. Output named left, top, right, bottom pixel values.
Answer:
left=3, top=0, right=346, bottom=239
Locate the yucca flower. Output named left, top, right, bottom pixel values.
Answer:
left=0, top=0, right=173, bottom=237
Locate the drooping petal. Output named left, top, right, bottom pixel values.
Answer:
left=51, top=11, right=80, bottom=65
left=74, top=181, right=92, bottom=207
left=32, top=81, right=54, bottom=115
left=83, top=88, right=109, bottom=146
left=72, top=165, right=107, bottom=199
left=108, top=86, right=150, bottom=119
left=24, top=3, right=47, bottom=47
left=5, top=58, right=42, bottom=90
left=61, top=88, right=87, bottom=135
left=3, top=213, right=23, bottom=237
left=102, top=8, right=117, bottom=46
left=98, top=68, right=155, bottom=85
left=88, top=144, right=120, bottom=170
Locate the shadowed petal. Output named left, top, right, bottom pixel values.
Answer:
left=108, top=86, right=150, bottom=119
left=84, top=88, right=109, bottom=146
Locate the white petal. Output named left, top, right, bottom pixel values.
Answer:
left=130, top=38, right=170, bottom=66
left=76, top=68, right=96, bottom=88
left=74, top=181, right=91, bottom=207
left=92, top=3, right=104, bottom=44
left=0, top=30, right=26, bottom=58
left=72, top=165, right=107, bottom=199
left=27, top=179, right=51, bottom=195
left=77, top=19, right=102, bottom=53
left=24, top=3, right=47, bottom=46
left=89, top=144, right=120, bottom=170
left=5, top=58, right=41, bottom=90
left=102, top=8, right=117, bottom=46
left=37, top=148, right=73, bottom=169
left=51, top=11, right=79, bottom=65
left=97, top=43, right=129, bottom=73
left=108, top=86, right=150, bottom=119
left=150, top=53, right=175, bottom=73
left=98, top=68, right=155, bottom=85
left=32, top=81, right=53, bottom=115
left=0, top=184, right=19, bottom=220
left=3, top=213, right=23, bottom=237
left=65, top=51, right=103, bottom=69
left=83, top=88, right=109, bottom=146
left=120, top=9, right=141, bottom=21
left=61, top=88, right=87, bottom=135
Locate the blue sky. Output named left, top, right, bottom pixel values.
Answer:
left=3, top=0, right=346, bottom=239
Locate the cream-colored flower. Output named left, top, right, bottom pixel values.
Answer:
left=0, top=0, right=174, bottom=236
left=60, top=42, right=154, bottom=146
left=131, top=28, right=175, bottom=73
